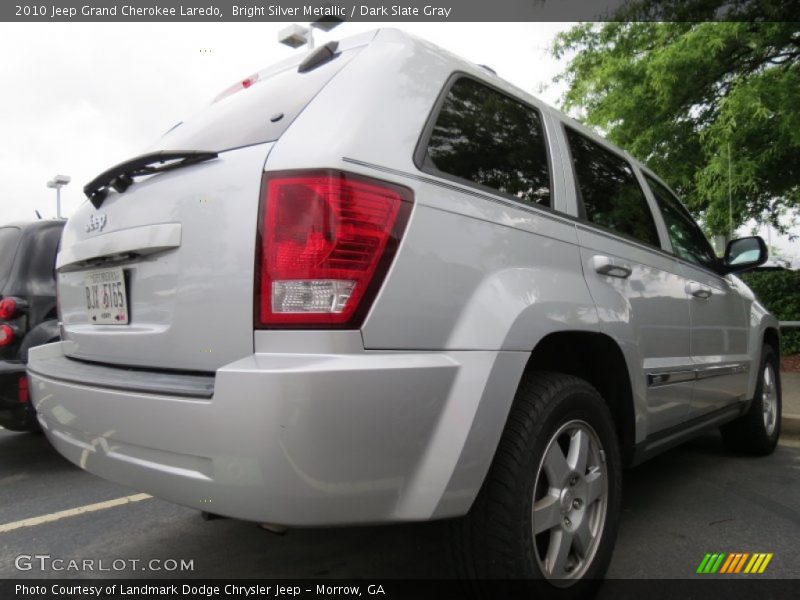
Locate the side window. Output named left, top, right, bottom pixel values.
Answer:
left=565, top=127, right=660, bottom=247
left=644, top=174, right=719, bottom=270
left=424, top=77, right=551, bottom=207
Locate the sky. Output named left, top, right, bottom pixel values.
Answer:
left=0, top=20, right=796, bottom=263
left=0, top=22, right=569, bottom=221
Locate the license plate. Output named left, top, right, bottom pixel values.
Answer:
left=85, top=267, right=129, bottom=325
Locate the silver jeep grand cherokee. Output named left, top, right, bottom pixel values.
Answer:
left=29, top=29, right=782, bottom=586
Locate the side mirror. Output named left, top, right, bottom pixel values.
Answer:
left=722, top=236, right=768, bottom=274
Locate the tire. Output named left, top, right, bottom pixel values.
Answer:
left=450, top=371, right=622, bottom=597
left=720, top=345, right=781, bottom=455
left=0, top=410, right=42, bottom=433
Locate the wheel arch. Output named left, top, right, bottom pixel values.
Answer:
left=431, top=329, right=637, bottom=519
left=763, top=326, right=780, bottom=359
left=745, top=307, right=781, bottom=399
left=523, top=331, right=637, bottom=466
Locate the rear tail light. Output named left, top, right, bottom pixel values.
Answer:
left=256, top=170, right=413, bottom=328
left=18, top=375, right=28, bottom=404
left=0, top=297, right=20, bottom=320
left=0, top=324, right=15, bottom=347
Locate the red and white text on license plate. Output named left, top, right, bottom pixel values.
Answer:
left=85, top=267, right=129, bottom=325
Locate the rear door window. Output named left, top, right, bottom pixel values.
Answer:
left=565, top=127, right=660, bottom=248
left=421, top=76, right=551, bottom=208
left=0, top=227, right=21, bottom=290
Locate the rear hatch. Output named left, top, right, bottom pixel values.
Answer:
left=57, top=36, right=369, bottom=372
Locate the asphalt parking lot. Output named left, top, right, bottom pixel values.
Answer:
left=1, top=422, right=798, bottom=582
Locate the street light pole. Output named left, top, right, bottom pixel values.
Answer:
left=46, top=174, right=71, bottom=219
left=728, top=141, right=732, bottom=242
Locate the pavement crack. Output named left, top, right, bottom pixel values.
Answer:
left=718, top=480, right=800, bottom=526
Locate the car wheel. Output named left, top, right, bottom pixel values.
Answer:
left=721, top=344, right=781, bottom=455
left=450, top=371, right=622, bottom=595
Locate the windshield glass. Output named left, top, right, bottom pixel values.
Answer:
left=0, top=227, right=22, bottom=291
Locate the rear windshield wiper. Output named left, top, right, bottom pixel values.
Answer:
left=84, top=150, right=218, bottom=208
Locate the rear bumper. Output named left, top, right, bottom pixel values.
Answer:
left=0, top=361, right=33, bottom=431
left=28, top=341, right=512, bottom=525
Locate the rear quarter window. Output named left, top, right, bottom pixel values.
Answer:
left=420, top=76, right=552, bottom=208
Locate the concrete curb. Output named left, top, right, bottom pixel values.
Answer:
left=783, top=413, right=800, bottom=436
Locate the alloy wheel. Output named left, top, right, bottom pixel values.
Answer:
left=532, top=419, right=608, bottom=584
left=762, top=363, right=778, bottom=437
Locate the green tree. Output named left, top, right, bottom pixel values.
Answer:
left=552, top=4, right=800, bottom=236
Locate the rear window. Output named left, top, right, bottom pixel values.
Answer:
left=152, top=48, right=358, bottom=153
left=19, top=224, right=63, bottom=287
left=0, top=227, right=21, bottom=290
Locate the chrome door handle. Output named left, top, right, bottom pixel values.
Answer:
left=686, top=281, right=712, bottom=299
left=592, top=255, right=632, bottom=279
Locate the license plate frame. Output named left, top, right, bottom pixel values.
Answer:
left=84, top=267, right=129, bottom=325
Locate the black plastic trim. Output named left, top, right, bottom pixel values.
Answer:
left=84, top=150, right=218, bottom=208
left=298, top=41, right=340, bottom=73
left=631, top=403, right=747, bottom=466
left=28, top=355, right=215, bottom=399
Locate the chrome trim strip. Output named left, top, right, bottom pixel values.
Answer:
left=647, top=370, right=695, bottom=387
left=647, top=363, right=749, bottom=388
left=695, top=363, right=750, bottom=380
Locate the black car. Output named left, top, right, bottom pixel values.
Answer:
left=0, top=220, right=64, bottom=431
